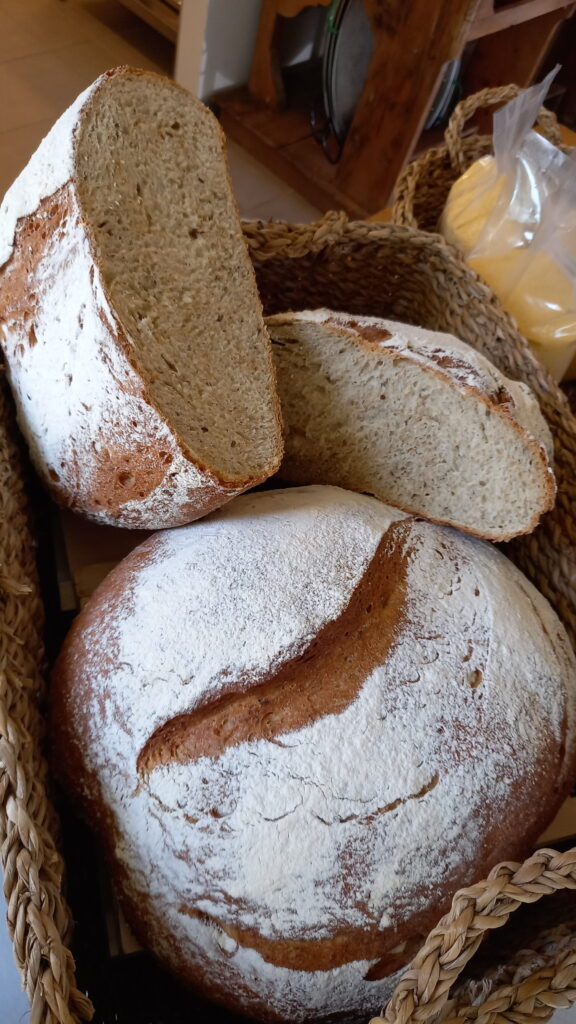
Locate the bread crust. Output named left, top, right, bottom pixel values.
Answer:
left=50, top=486, right=576, bottom=1021
left=0, top=68, right=283, bottom=529
left=268, top=310, right=556, bottom=542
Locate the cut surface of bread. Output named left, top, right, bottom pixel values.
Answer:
left=268, top=310, right=555, bottom=541
left=76, top=72, right=278, bottom=482
left=0, top=68, right=282, bottom=528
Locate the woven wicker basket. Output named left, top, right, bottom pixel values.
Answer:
left=392, top=84, right=564, bottom=234
left=1, top=212, right=576, bottom=1023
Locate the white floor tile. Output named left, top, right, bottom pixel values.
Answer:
left=244, top=188, right=322, bottom=223
left=226, top=138, right=295, bottom=215
left=0, top=118, right=54, bottom=199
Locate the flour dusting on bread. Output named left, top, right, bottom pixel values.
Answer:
left=51, top=486, right=576, bottom=1021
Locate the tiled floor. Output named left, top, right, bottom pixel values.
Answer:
left=0, top=0, right=321, bottom=221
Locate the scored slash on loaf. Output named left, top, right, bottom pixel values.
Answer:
left=50, top=485, right=576, bottom=1023
left=0, top=67, right=283, bottom=529
left=268, top=310, right=556, bottom=541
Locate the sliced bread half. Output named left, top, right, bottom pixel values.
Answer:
left=0, top=67, right=282, bottom=528
left=267, top=310, right=555, bottom=540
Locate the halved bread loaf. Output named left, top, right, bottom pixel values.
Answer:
left=0, top=67, right=282, bottom=528
left=268, top=310, right=555, bottom=541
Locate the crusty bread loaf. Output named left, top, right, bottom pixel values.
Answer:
left=0, top=67, right=282, bottom=529
left=267, top=310, right=555, bottom=541
left=51, top=485, right=576, bottom=1023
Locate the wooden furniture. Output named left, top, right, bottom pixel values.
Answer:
left=217, top=0, right=575, bottom=217
left=116, top=0, right=181, bottom=41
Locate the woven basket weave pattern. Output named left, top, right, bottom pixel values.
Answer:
left=0, top=382, right=92, bottom=1023
left=393, top=85, right=563, bottom=233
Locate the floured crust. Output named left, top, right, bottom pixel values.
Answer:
left=50, top=485, right=576, bottom=1022
left=0, top=67, right=282, bottom=529
left=268, top=310, right=556, bottom=542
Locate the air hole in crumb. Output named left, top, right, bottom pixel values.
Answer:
left=210, top=808, right=223, bottom=819
left=48, top=469, right=60, bottom=482
left=159, top=451, right=173, bottom=465
left=28, top=325, right=38, bottom=347
left=380, top=394, right=386, bottom=400
left=230, top=440, right=236, bottom=448
left=136, top=183, right=142, bottom=197
left=366, top=603, right=373, bottom=613
left=117, top=471, right=135, bottom=487
left=188, top=228, right=199, bottom=239
left=171, top=121, right=180, bottom=130
left=201, top=426, right=209, bottom=433
left=468, top=669, right=483, bottom=689
left=474, top=588, right=480, bottom=596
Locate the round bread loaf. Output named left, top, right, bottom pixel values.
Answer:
left=51, top=486, right=576, bottom=1023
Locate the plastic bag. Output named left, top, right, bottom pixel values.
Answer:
left=441, top=68, right=576, bottom=381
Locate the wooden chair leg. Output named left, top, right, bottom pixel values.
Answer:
left=248, top=1, right=285, bottom=109
left=248, top=0, right=332, bottom=110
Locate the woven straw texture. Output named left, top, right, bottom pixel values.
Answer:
left=0, top=380, right=92, bottom=1022
left=370, top=849, right=576, bottom=1024
left=392, top=84, right=562, bottom=233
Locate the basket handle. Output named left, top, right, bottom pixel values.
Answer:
left=445, top=85, right=562, bottom=174
left=242, top=210, right=348, bottom=261
left=369, top=847, right=576, bottom=1024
